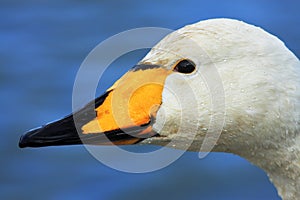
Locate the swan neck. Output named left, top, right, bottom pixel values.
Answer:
left=244, top=142, right=300, bottom=200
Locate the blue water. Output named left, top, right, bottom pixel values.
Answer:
left=1, top=1, right=299, bottom=199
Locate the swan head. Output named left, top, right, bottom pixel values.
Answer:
left=19, top=18, right=300, bottom=155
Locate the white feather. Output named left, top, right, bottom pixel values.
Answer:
left=140, top=18, right=300, bottom=200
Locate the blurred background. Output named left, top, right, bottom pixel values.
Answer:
left=1, top=0, right=299, bottom=199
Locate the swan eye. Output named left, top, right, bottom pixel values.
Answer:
left=173, top=59, right=196, bottom=74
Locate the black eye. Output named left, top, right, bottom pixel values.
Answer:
left=173, top=59, right=196, bottom=74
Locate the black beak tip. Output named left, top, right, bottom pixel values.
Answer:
left=18, top=128, right=39, bottom=148
left=19, top=134, right=28, bottom=148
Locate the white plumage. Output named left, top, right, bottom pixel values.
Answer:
left=140, top=18, right=300, bottom=200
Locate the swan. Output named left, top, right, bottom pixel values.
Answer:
left=19, top=18, right=300, bottom=200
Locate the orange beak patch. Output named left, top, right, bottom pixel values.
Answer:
left=82, top=66, right=171, bottom=138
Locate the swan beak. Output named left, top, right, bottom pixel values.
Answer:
left=19, top=64, right=171, bottom=148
